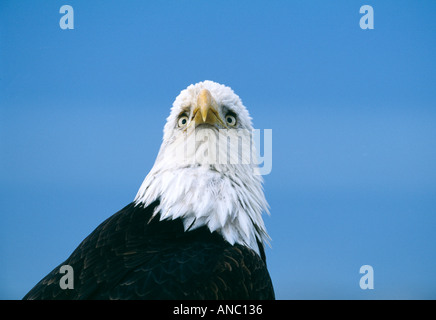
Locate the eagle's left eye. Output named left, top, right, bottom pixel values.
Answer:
left=178, top=114, right=189, bottom=127
left=225, top=114, right=237, bottom=126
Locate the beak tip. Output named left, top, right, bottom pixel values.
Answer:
left=196, top=89, right=220, bottom=125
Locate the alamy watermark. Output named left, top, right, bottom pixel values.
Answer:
left=59, top=5, right=74, bottom=30
left=163, top=128, right=272, bottom=175
left=359, top=265, right=374, bottom=290
left=59, top=265, right=74, bottom=290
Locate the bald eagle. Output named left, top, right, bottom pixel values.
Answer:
left=23, top=81, right=274, bottom=300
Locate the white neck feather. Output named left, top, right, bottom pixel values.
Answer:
left=134, top=127, right=270, bottom=255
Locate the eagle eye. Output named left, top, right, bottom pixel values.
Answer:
left=178, top=114, right=189, bottom=128
left=225, top=113, right=237, bottom=126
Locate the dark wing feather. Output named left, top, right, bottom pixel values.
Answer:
left=23, top=201, right=274, bottom=300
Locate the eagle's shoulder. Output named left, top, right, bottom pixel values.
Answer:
left=23, top=202, right=274, bottom=300
left=23, top=202, right=158, bottom=299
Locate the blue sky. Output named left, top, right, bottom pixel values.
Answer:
left=1, top=0, right=436, bottom=299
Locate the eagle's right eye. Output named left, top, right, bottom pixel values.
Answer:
left=178, top=114, right=189, bottom=128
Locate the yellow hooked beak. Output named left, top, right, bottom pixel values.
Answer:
left=191, top=89, right=227, bottom=128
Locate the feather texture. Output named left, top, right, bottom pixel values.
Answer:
left=23, top=202, right=274, bottom=300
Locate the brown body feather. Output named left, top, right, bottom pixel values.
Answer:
left=23, top=201, right=274, bottom=300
